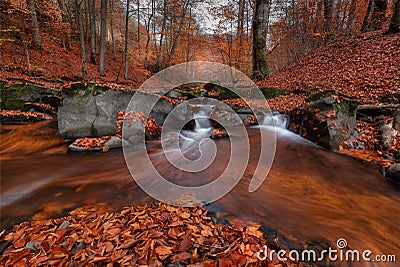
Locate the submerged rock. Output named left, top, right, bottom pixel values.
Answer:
left=104, top=136, right=123, bottom=149
left=386, top=164, right=400, bottom=184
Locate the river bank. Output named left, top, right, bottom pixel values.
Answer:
left=1, top=121, right=400, bottom=267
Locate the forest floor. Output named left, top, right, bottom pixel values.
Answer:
left=0, top=203, right=307, bottom=267
left=0, top=32, right=150, bottom=91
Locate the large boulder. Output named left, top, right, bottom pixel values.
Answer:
left=289, top=96, right=359, bottom=150
left=58, top=83, right=173, bottom=138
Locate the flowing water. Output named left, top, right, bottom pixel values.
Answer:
left=1, top=115, right=400, bottom=266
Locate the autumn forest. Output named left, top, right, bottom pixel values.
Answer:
left=1, top=0, right=400, bottom=266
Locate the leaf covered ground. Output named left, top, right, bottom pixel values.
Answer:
left=0, top=203, right=307, bottom=267
left=260, top=31, right=400, bottom=106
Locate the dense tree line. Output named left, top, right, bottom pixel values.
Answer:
left=1, top=0, right=399, bottom=80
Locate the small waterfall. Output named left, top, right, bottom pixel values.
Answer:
left=261, top=112, right=289, bottom=129
left=273, top=114, right=289, bottom=129
left=193, top=105, right=213, bottom=131
left=178, top=104, right=214, bottom=143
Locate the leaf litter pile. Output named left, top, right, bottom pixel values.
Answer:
left=0, top=204, right=307, bottom=267
left=0, top=110, right=52, bottom=122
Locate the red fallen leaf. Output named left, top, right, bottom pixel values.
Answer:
left=170, top=251, right=191, bottom=262
left=168, top=227, right=181, bottom=237
left=201, top=260, right=218, bottom=267
left=120, top=239, right=139, bottom=249
left=179, top=212, right=191, bottom=219
left=90, top=256, right=109, bottom=263
left=13, top=257, right=27, bottom=267
left=178, top=236, right=192, bottom=252
left=218, top=258, right=233, bottom=267
left=9, top=249, right=30, bottom=265
left=13, top=236, right=26, bottom=248
left=155, top=246, right=172, bottom=260
left=54, top=229, right=67, bottom=242
left=230, top=252, right=247, bottom=265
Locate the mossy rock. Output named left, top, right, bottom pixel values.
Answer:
left=0, top=83, right=60, bottom=110
left=63, top=83, right=114, bottom=98
left=306, top=90, right=336, bottom=102
left=378, top=93, right=400, bottom=104
left=259, top=87, right=289, bottom=99
left=3, top=99, right=25, bottom=109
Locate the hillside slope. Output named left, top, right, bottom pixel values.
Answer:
left=261, top=31, right=400, bottom=106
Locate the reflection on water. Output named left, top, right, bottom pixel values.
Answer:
left=1, top=121, right=399, bottom=266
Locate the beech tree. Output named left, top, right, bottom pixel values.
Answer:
left=323, top=0, right=333, bottom=42
left=362, top=0, right=388, bottom=32
left=124, top=0, right=130, bottom=80
left=26, top=0, right=42, bottom=49
left=252, top=0, right=270, bottom=80
left=99, top=0, right=107, bottom=75
left=387, top=0, right=400, bottom=34
left=75, top=0, right=87, bottom=76
left=88, top=0, right=96, bottom=64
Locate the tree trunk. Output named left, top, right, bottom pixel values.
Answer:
left=370, top=0, right=388, bottom=31
left=347, top=0, right=357, bottom=33
left=109, top=0, right=116, bottom=60
left=57, top=0, right=72, bottom=50
left=89, top=0, right=96, bottom=64
left=169, top=0, right=189, bottom=63
left=252, top=0, right=270, bottom=80
left=387, top=0, right=400, bottom=34
left=137, top=0, right=140, bottom=42
left=156, top=0, right=167, bottom=71
left=362, top=0, right=388, bottom=32
left=124, top=0, right=130, bottom=80
left=75, top=0, right=87, bottom=76
left=99, top=0, right=107, bottom=75
left=21, top=16, right=31, bottom=74
left=323, top=0, right=333, bottom=42
left=237, top=0, right=245, bottom=69
left=26, top=0, right=41, bottom=49
left=361, top=0, right=374, bottom=32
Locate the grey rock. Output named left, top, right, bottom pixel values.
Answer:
left=58, top=84, right=173, bottom=139
left=105, top=136, right=123, bottom=149
left=68, top=143, right=102, bottom=152
left=387, top=164, right=400, bottom=184
left=379, top=121, right=397, bottom=150
left=57, top=221, right=70, bottom=231
left=72, top=242, right=86, bottom=255
left=25, top=241, right=42, bottom=253
left=168, top=89, right=182, bottom=99
left=392, top=109, right=400, bottom=131
left=58, top=84, right=134, bottom=138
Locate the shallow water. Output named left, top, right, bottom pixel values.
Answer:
left=1, top=121, right=399, bottom=266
